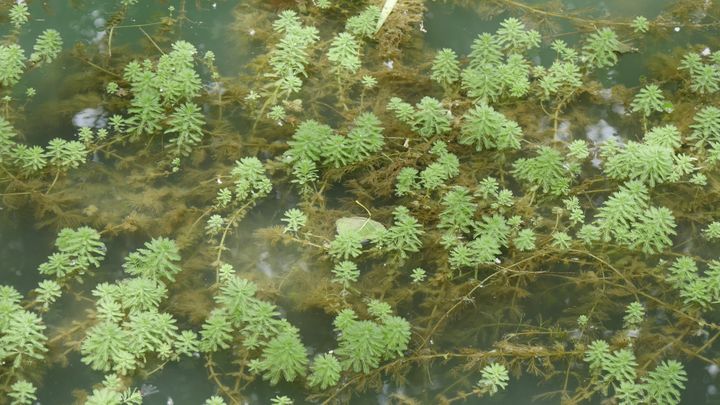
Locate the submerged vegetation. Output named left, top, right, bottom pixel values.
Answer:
left=2, top=0, right=720, bottom=404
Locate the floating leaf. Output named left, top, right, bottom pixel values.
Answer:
left=336, top=217, right=385, bottom=241
left=375, top=0, right=398, bottom=33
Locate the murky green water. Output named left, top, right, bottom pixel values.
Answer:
left=2, top=0, right=720, bottom=404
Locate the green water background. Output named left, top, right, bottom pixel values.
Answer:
left=1, top=0, right=719, bottom=403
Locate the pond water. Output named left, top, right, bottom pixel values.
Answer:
left=2, top=0, right=720, bottom=404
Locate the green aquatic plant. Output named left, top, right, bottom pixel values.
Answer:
left=411, top=96, right=452, bottom=138
left=9, top=380, right=37, bottom=405
left=630, top=84, right=667, bottom=118
left=30, top=29, right=63, bottom=64
left=204, top=396, right=227, bottom=405
left=459, top=103, right=522, bottom=151
left=308, top=353, right=341, bottom=389
left=328, top=231, right=364, bottom=260
left=431, top=48, right=461, bottom=89
left=331, top=261, right=360, bottom=289
left=166, top=102, right=205, bottom=156
left=512, top=146, right=575, bottom=196
left=346, top=6, right=380, bottom=38
left=477, top=363, right=509, bottom=396
left=689, top=105, right=720, bottom=148
left=678, top=51, right=720, bottom=94
left=251, top=327, right=308, bottom=385
left=622, top=301, right=645, bottom=329
left=271, top=396, right=294, bottom=405
left=281, top=208, right=307, bottom=234
left=9, top=3, right=29, bottom=29
left=632, top=16, right=650, bottom=33
left=123, top=237, right=181, bottom=282
left=377, top=206, right=424, bottom=258
left=34, top=280, right=61, bottom=311
left=438, top=186, right=477, bottom=234
left=582, top=28, right=622, bottom=69
left=333, top=306, right=410, bottom=374
left=513, top=228, right=536, bottom=251
left=231, top=157, right=272, bottom=201
left=328, top=32, right=361, bottom=75
left=410, top=267, right=427, bottom=282
left=394, top=167, right=419, bottom=196
left=0, top=310, right=47, bottom=369
left=496, top=17, right=540, bottom=53
left=0, top=44, right=26, bottom=87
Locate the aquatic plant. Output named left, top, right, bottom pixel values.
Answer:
left=582, top=28, right=621, bottom=69
left=459, top=103, right=522, bottom=151
left=477, top=363, right=509, bottom=396
left=431, top=48, right=461, bottom=90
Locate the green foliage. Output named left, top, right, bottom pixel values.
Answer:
left=308, top=353, right=342, bottom=389
left=551, top=231, right=572, bottom=250
left=496, top=17, right=540, bottom=52
left=38, top=227, right=106, bottom=279
left=123, top=41, right=203, bottom=137
left=584, top=340, right=611, bottom=373
left=642, top=360, right=687, bottom=404
left=332, top=261, right=360, bottom=289
left=346, top=6, right=380, bottom=39
left=345, top=112, right=384, bottom=159
left=438, top=186, right=477, bottom=234
left=395, top=167, right=419, bottom=196
left=582, top=28, right=621, bottom=69
left=252, top=328, right=308, bottom=385
left=45, top=138, right=88, bottom=170
left=629, top=206, right=676, bottom=254
left=204, top=396, right=228, bottom=405
left=689, top=106, right=720, bottom=147
left=431, top=48, right=460, bottom=88
left=0, top=44, right=26, bottom=87
left=34, top=280, right=62, bottom=311
left=231, top=157, right=272, bottom=201
left=9, top=3, right=29, bottom=29
left=420, top=142, right=459, bottom=190
left=678, top=53, right=720, bottom=94
left=30, top=29, right=63, bottom=64
left=410, top=268, right=427, bottom=282
left=0, top=310, right=47, bottom=369
left=513, top=228, right=536, bottom=251
left=271, top=396, right=294, bottom=405
left=622, top=301, right=645, bottom=329
left=166, top=102, right=205, bottom=156
left=287, top=120, right=333, bottom=162
left=412, top=97, right=451, bottom=138
left=477, top=363, right=509, bottom=396
left=704, top=221, right=720, bottom=240
left=601, top=140, right=675, bottom=187
left=537, top=60, right=583, bottom=98
left=333, top=306, right=410, bottom=374
left=123, top=237, right=181, bottom=282
left=268, top=15, right=319, bottom=95
left=630, top=84, right=667, bottom=117
left=201, top=308, right=239, bottom=354
left=282, top=208, right=307, bottom=234
left=9, top=380, right=37, bottom=405
left=512, top=146, right=574, bottom=196
left=459, top=103, right=522, bottom=151
left=632, top=16, right=650, bottom=33
left=328, top=32, right=361, bottom=75
left=387, top=97, right=415, bottom=125
left=377, top=206, right=424, bottom=258
left=361, top=75, right=377, bottom=89
left=329, top=231, right=364, bottom=260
